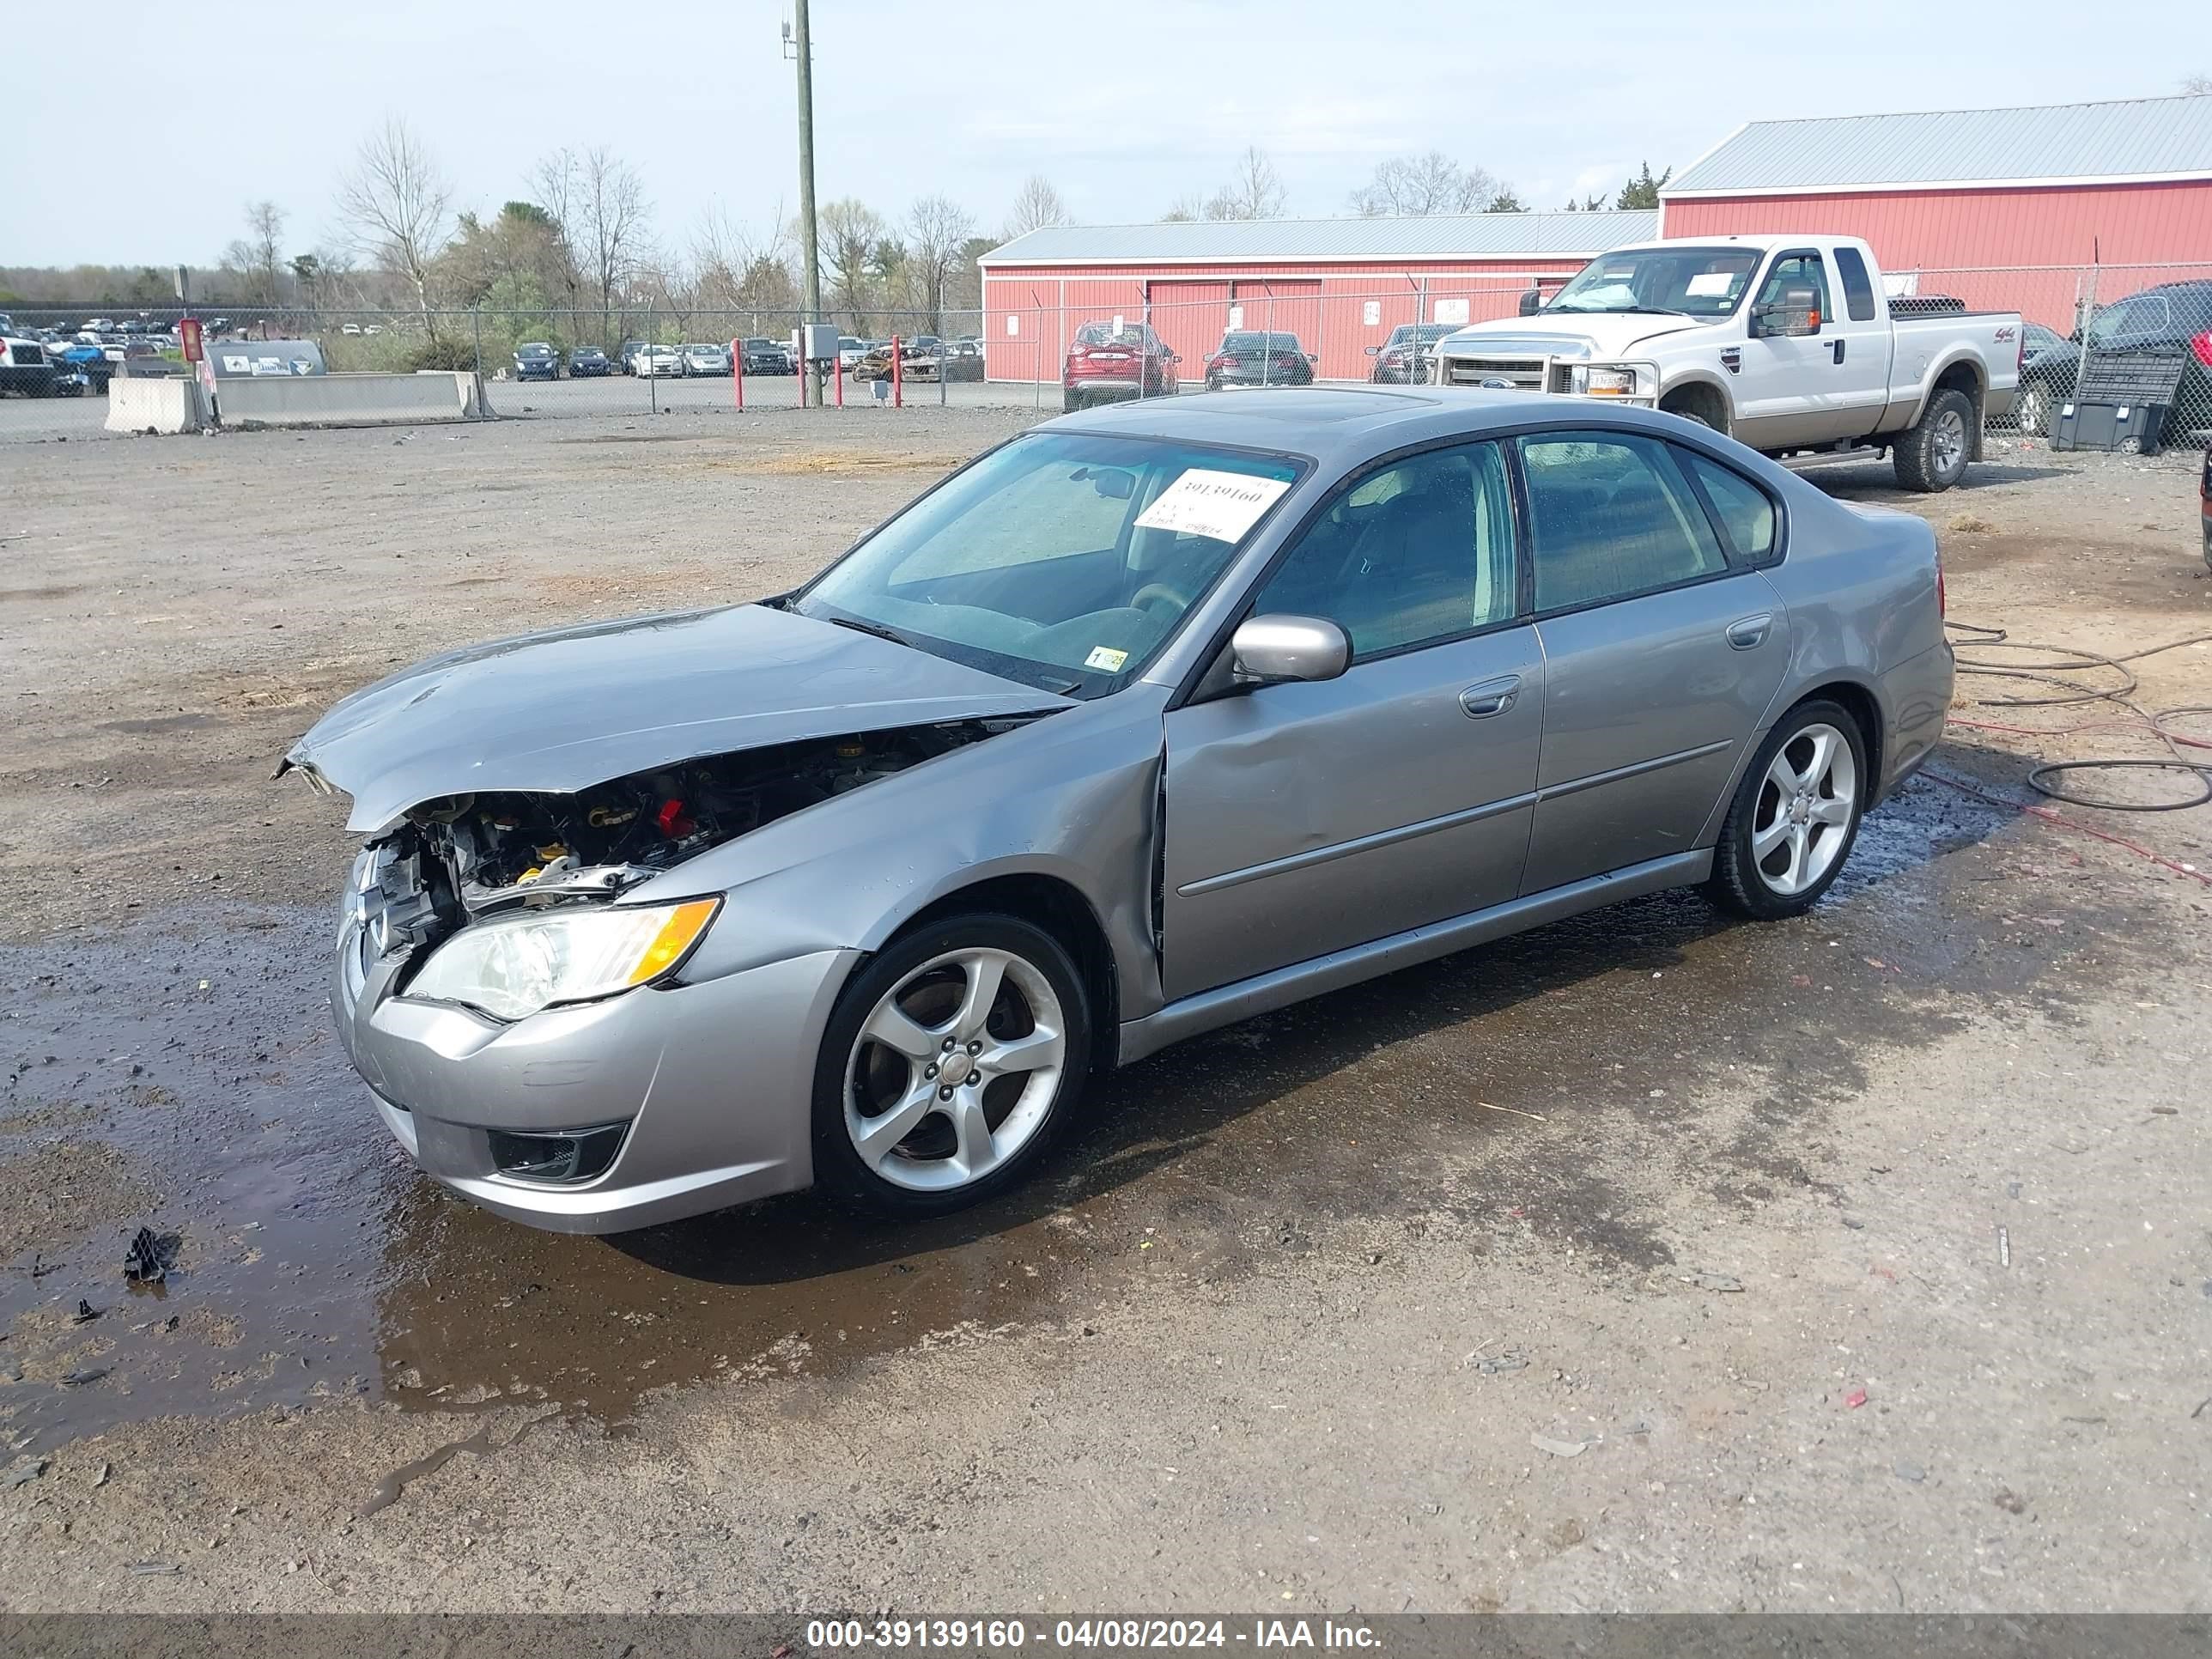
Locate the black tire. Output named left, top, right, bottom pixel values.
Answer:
left=1893, top=386, right=1975, bottom=493
left=2014, top=381, right=2051, bottom=437
left=811, top=914, right=1091, bottom=1218
left=1705, top=698, right=1869, bottom=921
left=1062, top=389, right=1085, bottom=412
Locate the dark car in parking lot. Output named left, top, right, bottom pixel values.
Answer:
left=617, top=340, right=649, bottom=375
left=568, top=345, right=613, bottom=378
left=1062, top=321, right=1178, bottom=410
left=739, top=337, right=795, bottom=375
left=1367, top=323, right=1453, bottom=385
left=2014, top=282, right=2212, bottom=440
left=1204, top=331, right=1317, bottom=392
left=514, top=342, right=561, bottom=381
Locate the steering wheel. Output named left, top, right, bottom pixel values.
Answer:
left=1130, top=581, right=1192, bottom=617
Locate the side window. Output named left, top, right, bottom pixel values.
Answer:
left=1756, top=252, right=1832, bottom=326
left=1833, top=247, right=1878, bottom=323
left=1677, top=448, right=1778, bottom=564
left=1249, top=441, right=1516, bottom=659
left=1520, top=432, right=1729, bottom=611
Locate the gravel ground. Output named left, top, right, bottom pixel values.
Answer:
left=0, top=409, right=2208, bottom=1613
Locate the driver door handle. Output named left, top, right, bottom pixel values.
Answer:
left=1459, top=674, right=1522, bottom=719
left=1726, top=613, right=1773, bottom=651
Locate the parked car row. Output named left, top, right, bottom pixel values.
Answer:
left=2009, top=281, right=2212, bottom=441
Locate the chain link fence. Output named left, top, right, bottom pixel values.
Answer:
left=5, top=261, right=2209, bottom=444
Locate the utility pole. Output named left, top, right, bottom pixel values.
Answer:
left=787, top=0, right=823, bottom=408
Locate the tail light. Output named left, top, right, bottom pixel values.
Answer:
left=2191, top=330, right=2212, bottom=370
left=1067, top=344, right=1090, bottom=362
left=1206, top=352, right=1231, bottom=371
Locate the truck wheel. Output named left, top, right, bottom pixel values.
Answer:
left=2014, top=383, right=2051, bottom=437
left=1893, top=387, right=1975, bottom=493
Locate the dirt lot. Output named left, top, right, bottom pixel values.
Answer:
left=1, top=409, right=2209, bottom=1614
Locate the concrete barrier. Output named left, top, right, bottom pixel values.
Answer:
left=216, top=371, right=481, bottom=429
left=105, top=377, right=206, bottom=434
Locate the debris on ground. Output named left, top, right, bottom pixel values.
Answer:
left=1531, top=1434, right=1589, bottom=1458
left=1894, top=1460, right=1928, bottom=1482
left=72, top=1299, right=101, bottom=1324
left=3, top=1457, right=46, bottom=1489
left=58, top=1367, right=110, bottom=1387
left=127, top=1561, right=182, bottom=1576
left=1995, top=1488, right=2028, bottom=1514
left=124, top=1225, right=174, bottom=1284
left=93, top=1462, right=110, bottom=1488
left=1680, top=1272, right=1745, bottom=1292
left=1844, top=1389, right=1869, bottom=1409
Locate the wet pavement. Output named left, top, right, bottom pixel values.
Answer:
left=0, top=759, right=2161, bottom=1458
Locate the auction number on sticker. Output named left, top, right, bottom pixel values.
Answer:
left=808, top=1620, right=1029, bottom=1648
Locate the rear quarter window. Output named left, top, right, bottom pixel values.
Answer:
left=1677, top=449, right=1779, bottom=564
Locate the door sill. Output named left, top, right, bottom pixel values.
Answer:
left=1119, top=849, right=1711, bottom=1066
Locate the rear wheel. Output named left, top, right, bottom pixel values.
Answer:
left=811, top=915, right=1091, bottom=1218
left=2014, top=381, right=2051, bottom=437
left=1893, top=387, right=1975, bottom=492
left=1062, top=388, right=1084, bottom=412
left=1705, top=700, right=1868, bottom=921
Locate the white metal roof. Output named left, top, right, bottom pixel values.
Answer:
left=1666, top=94, right=2212, bottom=197
left=979, top=210, right=1659, bottom=268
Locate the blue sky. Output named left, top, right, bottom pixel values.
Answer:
left=10, top=0, right=2209, bottom=265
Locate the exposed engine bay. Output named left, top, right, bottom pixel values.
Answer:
left=356, top=720, right=1024, bottom=955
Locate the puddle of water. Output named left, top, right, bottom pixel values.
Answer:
left=0, top=760, right=2156, bottom=1453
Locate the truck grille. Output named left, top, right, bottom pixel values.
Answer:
left=1444, top=355, right=1556, bottom=391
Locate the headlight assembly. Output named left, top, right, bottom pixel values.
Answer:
left=406, top=898, right=720, bottom=1021
left=1571, top=365, right=1642, bottom=398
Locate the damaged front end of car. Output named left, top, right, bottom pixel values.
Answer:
left=318, top=719, right=1037, bottom=1019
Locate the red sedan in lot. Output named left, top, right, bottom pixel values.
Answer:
left=1063, top=321, right=1178, bottom=410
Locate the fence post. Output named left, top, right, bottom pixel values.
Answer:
left=891, top=334, right=902, bottom=408
left=471, top=305, right=489, bottom=420
left=732, top=337, right=744, bottom=413
left=648, top=309, right=658, bottom=416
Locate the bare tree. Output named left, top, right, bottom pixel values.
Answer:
left=241, top=201, right=286, bottom=306
left=2185, top=73, right=2212, bottom=94
left=1349, top=152, right=1501, bottom=216
left=1160, top=193, right=1205, bottom=222
left=1203, top=147, right=1286, bottom=221
left=906, top=195, right=975, bottom=333
left=574, top=148, right=650, bottom=338
left=817, top=199, right=890, bottom=331
left=529, top=149, right=586, bottom=312
left=1003, top=175, right=1069, bottom=240
left=336, top=117, right=453, bottom=331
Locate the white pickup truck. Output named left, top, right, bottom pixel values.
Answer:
left=1432, top=234, right=2021, bottom=492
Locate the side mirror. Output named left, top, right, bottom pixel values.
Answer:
left=1231, top=615, right=1350, bottom=686
left=1751, top=302, right=1820, bottom=338
left=1518, top=289, right=1544, bottom=316
left=1365, top=344, right=1381, bottom=356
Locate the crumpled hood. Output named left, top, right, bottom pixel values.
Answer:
left=1439, top=312, right=1714, bottom=359
left=284, top=602, right=1071, bottom=832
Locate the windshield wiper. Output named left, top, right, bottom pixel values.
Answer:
left=818, top=613, right=911, bottom=648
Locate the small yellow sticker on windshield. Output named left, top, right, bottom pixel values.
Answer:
left=1085, top=646, right=1129, bottom=672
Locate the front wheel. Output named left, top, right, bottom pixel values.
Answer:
left=2014, top=382, right=2051, bottom=437
left=1705, top=700, right=1868, bottom=921
left=1893, top=387, right=1975, bottom=492
left=811, top=915, right=1091, bottom=1218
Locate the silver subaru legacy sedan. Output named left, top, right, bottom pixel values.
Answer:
left=283, top=388, right=1951, bottom=1233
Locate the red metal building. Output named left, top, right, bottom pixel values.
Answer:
left=1660, top=94, right=2212, bottom=329
left=976, top=211, right=1657, bottom=385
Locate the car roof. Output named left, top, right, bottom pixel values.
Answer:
left=1050, top=386, right=1730, bottom=465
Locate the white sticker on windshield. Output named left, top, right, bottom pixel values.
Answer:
left=1084, top=646, right=1129, bottom=672
left=1132, top=469, right=1291, bottom=543
left=1686, top=271, right=1737, bottom=297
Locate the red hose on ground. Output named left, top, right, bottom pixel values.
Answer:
left=1923, top=769, right=2210, bottom=886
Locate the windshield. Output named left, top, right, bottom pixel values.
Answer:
left=1386, top=324, right=1452, bottom=346
left=1222, top=331, right=1303, bottom=351
left=1074, top=322, right=1148, bottom=348
left=1546, top=246, right=1762, bottom=318
left=793, top=431, right=1304, bottom=697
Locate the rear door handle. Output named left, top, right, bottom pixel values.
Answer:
left=1459, top=674, right=1522, bottom=719
left=1726, top=613, right=1773, bottom=651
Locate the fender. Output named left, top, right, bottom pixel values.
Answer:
left=1656, top=368, right=1738, bottom=432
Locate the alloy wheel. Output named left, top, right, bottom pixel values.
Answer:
left=1932, top=406, right=1968, bottom=479
left=1750, top=722, right=1858, bottom=896
left=842, top=947, right=1066, bottom=1193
